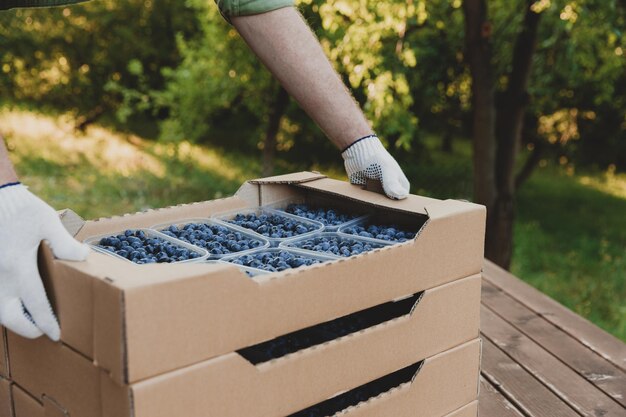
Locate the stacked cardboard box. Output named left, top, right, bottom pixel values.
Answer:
left=1, top=172, right=485, bottom=417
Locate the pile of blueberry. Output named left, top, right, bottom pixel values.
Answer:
left=287, top=234, right=383, bottom=257
left=227, top=250, right=324, bottom=272
left=96, top=230, right=201, bottom=264
left=159, top=222, right=264, bottom=256
left=228, top=212, right=320, bottom=239
left=342, top=223, right=417, bottom=243
left=284, top=204, right=359, bottom=227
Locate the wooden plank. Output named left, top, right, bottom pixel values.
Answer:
left=480, top=337, right=579, bottom=417
left=481, top=307, right=626, bottom=416
left=483, top=260, right=626, bottom=371
left=479, top=376, right=525, bottom=417
left=482, top=280, right=626, bottom=407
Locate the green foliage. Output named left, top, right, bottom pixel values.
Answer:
left=0, top=0, right=200, bottom=116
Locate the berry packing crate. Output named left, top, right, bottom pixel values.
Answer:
left=6, top=312, right=481, bottom=417
left=83, top=228, right=209, bottom=265
left=150, top=217, right=270, bottom=260
left=279, top=231, right=392, bottom=258
left=212, top=206, right=325, bottom=247
left=220, top=247, right=339, bottom=274
left=16, top=171, right=485, bottom=401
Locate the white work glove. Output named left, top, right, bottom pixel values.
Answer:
left=342, top=135, right=410, bottom=200
left=0, top=184, right=89, bottom=341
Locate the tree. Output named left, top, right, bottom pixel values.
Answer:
left=464, top=0, right=542, bottom=269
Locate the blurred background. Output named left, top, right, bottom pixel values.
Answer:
left=0, top=0, right=624, bottom=340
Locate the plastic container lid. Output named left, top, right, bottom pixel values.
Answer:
left=220, top=247, right=337, bottom=275
left=279, top=231, right=391, bottom=258
left=212, top=207, right=324, bottom=247
left=338, top=217, right=419, bottom=246
left=84, top=228, right=209, bottom=265
left=151, top=218, right=270, bottom=260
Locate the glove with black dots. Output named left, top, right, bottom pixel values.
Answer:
left=0, top=183, right=89, bottom=341
left=342, top=135, right=410, bottom=200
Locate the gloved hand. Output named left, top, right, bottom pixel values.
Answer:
left=0, top=184, right=89, bottom=341
left=342, top=135, right=410, bottom=200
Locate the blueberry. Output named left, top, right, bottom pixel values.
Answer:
left=228, top=250, right=324, bottom=271
left=284, top=204, right=359, bottom=227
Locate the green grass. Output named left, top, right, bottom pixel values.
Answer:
left=3, top=108, right=625, bottom=341
left=513, top=168, right=626, bottom=341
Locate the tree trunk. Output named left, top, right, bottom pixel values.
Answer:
left=463, top=0, right=498, bottom=251
left=262, top=86, right=289, bottom=177
left=464, top=0, right=541, bottom=269
left=490, top=1, right=541, bottom=268
left=441, top=129, right=453, bottom=153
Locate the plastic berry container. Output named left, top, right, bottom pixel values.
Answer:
left=84, top=228, right=209, bottom=265
left=212, top=208, right=324, bottom=247
left=338, top=217, right=420, bottom=246
left=150, top=218, right=270, bottom=260
left=266, top=199, right=370, bottom=232
left=279, top=232, right=391, bottom=258
left=220, top=247, right=337, bottom=275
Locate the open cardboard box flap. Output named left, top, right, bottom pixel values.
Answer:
left=39, top=172, right=485, bottom=385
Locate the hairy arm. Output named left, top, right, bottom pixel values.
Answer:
left=232, top=7, right=373, bottom=150
left=0, top=137, right=19, bottom=185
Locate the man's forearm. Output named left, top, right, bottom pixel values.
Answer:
left=232, top=7, right=373, bottom=150
left=0, top=136, right=19, bottom=185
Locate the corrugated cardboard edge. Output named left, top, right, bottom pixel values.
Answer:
left=0, top=376, right=12, bottom=417
left=57, top=209, right=85, bottom=237
left=0, top=327, right=8, bottom=378
left=248, top=171, right=326, bottom=184
left=446, top=401, right=479, bottom=417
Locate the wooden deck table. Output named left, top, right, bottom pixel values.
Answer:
left=479, top=260, right=626, bottom=417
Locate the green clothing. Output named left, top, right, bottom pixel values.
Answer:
left=0, top=0, right=295, bottom=24
left=214, top=0, right=294, bottom=23
left=0, top=0, right=88, bottom=10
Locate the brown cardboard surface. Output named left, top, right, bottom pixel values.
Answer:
left=338, top=341, right=480, bottom=417
left=39, top=174, right=485, bottom=384
left=0, top=328, right=7, bottom=378
left=9, top=331, right=479, bottom=417
left=0, top=377, right=11, bottom=417
left=445, top=401, right=478, bottom=417
left=11, top=386, right=42, bottom=417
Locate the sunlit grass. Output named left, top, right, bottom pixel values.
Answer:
left=0, top=109, right=262, bottom=219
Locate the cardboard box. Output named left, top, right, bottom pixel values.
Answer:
left=39, top=172, right=485, bottom=385
left=9, top=387, right=478, bottom=417
left=7, top=272, right=480, bottom=416
left=8, top=333, right=479, bottom=417
left=444, top=401, right=478, bottom=417
left=0, top=328, right=7, bottom=378
left=0, top=377, right=11, bottom=417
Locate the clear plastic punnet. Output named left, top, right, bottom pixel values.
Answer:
left=84, top=228, right=209, bottom=265
left=220, top=247, right=337, bottom=275
left=212, top=207, right=324, bottom=247
left=264, top=197, right=369, bottom=232
left=279, top=231, right=391, bottom=258
left=338, top=216, right=421, bottom=246
left=151, top=218, right=270, bottom=260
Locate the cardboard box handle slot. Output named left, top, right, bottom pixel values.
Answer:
left=237, top=291, right=424, bottom=365
left=288, top=359, right=424, bottom=416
